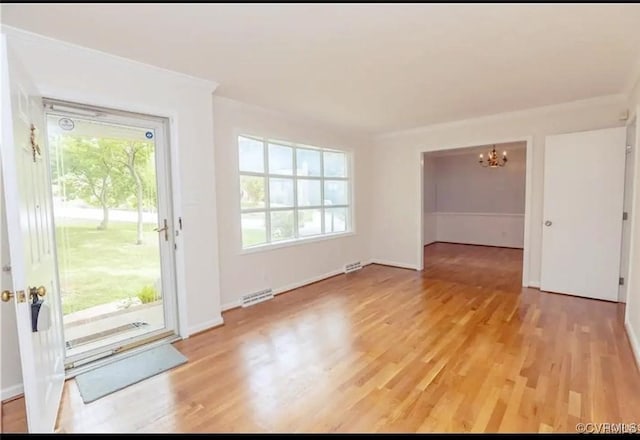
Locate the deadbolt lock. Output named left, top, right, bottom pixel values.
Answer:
left=2, top=290, right=26, bottom=303
left=1, top=290, right=13, bottom=302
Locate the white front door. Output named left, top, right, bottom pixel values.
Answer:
left=540, top=127, right=626, bottom=301
left=1, top=35, right=65, bottom=432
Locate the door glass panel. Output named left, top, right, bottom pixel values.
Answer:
left=47, top=113, right=168, bottom=359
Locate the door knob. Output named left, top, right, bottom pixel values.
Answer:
left=544, top=220, right=552, bottom=227
left=29, top=286, right=46, bottom=299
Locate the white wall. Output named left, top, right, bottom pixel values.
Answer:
left=423, top=144, right=526, bottom=248
left=625, top=73, right=640, bottom=368
left=434, top=146, right=526, bottom=214
left=372, top=94, right=628, bottom=278
left=213, top=96, right=372, bottom=309
left=434, top=213, right=524, bottom=249
left=0, top=27, right=224, bottom=399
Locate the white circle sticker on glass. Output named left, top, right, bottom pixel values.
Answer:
left=58, top=118, right=75, bottom=131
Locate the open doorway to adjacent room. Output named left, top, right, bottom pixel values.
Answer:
left=420, top=141, right=528, bottom=290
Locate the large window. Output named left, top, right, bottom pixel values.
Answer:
left=238, top=135, right=351, bottom=249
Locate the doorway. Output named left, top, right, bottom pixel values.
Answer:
left=419, top=140, right=530, bottom=284
left=43, top=99, right=179, bottom=370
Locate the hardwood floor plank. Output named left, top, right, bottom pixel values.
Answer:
left=3, top=242, right=640, bottom=433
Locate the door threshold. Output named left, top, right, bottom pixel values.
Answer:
left=64, top=332, right=182, bottom=379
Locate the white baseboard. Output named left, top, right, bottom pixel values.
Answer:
left=221, top=299, right=242, bottom=312
left=221, top=261, right=374, bottom=313
left=528, top=281, right=541, bottom=288
left=187, top=315, right=224, bottom=337
left=625, top=320, right=640, bottom=372
left=1, top=383, right=24, bottom=402
left=370, top=259, right=419, bottom=270
left=272, top=268, right=344, bottom=296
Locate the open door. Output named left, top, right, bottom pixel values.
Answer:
left=540, top=127, right=626, bottom=301
left=1, top=34, right=65, bottom=432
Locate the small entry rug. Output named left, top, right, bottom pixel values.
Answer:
left=75, top=344, right=187, bottom=403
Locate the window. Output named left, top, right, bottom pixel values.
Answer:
left=238, top=135, right=351, bottom=249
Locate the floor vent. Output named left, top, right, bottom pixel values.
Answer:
left=242, top=288, right=274, bottom=307
left=345, top=261, right=362, bottom=274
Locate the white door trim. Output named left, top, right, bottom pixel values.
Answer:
left=417, top=136, right=534, bottom=287
left=625, top=103, right=640, bottom=333
left=619, top=114, right=637, bottom=303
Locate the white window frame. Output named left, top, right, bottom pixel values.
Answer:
left=238, top=134, right=353, bottom=252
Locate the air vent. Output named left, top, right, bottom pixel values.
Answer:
left=242, top=288, right=274, bottom=307
left=344, top=261, right=362, bottom=274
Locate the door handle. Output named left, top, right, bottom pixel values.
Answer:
left=154, top=219, right=169, bottom=241
left=29, top=286, right=46, bottom=299
left=544, top=220, right=552, bottom=227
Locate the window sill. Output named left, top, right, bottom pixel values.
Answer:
left=240, top=231, right=356, bottom=255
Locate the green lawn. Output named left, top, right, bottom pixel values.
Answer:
left=56, top=220, right=161, bottom=315
left=242, top=228, right=267, bottom=248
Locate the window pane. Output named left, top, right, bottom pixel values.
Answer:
left=298, top=209, right=322, bottom=237
left=269, top=178, right=294, bottom=208
left=323, top=151, right=347, bottom=177
left=297, top=179, right=321, bottom=207
left=325, top=207, right=347, bottom=233
left=242, top=212, right=267, bottom=247
left=268, top=144, right=293, bottom=175
left=239, top=136, right=264, bottom=173
left=240, top=175, right=265, bottom=209
left=296, top=148, right=322, bottom=176
left=323, top=180, right=348, bottom=206
left=270, top=210, right=295, bottom=242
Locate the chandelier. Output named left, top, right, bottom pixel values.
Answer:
left=478, top=145, right=507, bottom=168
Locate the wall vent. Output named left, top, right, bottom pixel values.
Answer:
left=242, top=288, right=274, bottom=307
left=344, top=261, right=363, bottom=274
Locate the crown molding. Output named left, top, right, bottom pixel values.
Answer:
left=376, top=94, right=627, bottom=141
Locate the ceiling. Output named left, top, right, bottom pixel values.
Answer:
left=2, top=4, right=640, bottom=134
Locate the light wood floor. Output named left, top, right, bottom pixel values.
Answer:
left=3, top=243, right=640, bottom=433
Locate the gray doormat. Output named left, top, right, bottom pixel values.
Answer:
left=75, top=344, right=187, bottom=403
